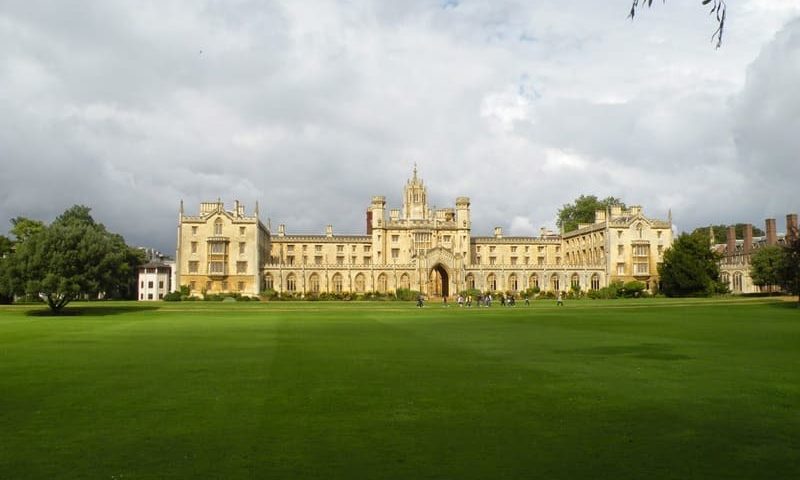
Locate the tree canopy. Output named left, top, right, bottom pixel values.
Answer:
left=778, top=234, right=800, bottom=307
left=557, top=195, right=625, bottom=233
left=749, top=245, right=783, bottom=292
left=0, top=205, right=140, bottom=312
left=658, top=231, right=725, bottom=297
left=10, top=217, right=45, bottom=243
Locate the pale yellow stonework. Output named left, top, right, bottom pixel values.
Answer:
left=176, top=200, right=269, bottom=297
left=176, top=169, right=673, bottom=298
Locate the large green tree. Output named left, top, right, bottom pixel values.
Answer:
left=1, top=205, right=137, bottom=312
left=659, top=231, right=725, bottom=297
left=0, top=235, right=13, bottom=304
left=557, top=195, right=625, bottom=233
left=749, top=245, right=783, bottom=292
left=777, top=235, right=800, bottom=307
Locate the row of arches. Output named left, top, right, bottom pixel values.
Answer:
left=265, top=272, right=412, bottom=293
left=265, top=269, right=604, bottom=294
left=464, top=272, right=602, bottom=292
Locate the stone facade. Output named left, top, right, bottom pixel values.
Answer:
left=716, top=214, right=798, bottom=294
left=176, top=169, right=674, bottom=298
left=176, top=200, right=270, bottom=297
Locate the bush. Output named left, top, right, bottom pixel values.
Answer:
left=260, top=289, right=279, bottom=301
left=621, top=281, right=646, bottom=298
left=163, top=291, right=182, bottom=302
left=395, top=288, right=421, bottom=301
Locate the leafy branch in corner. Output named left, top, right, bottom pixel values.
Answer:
left=629, top=0, right=727, bottom=48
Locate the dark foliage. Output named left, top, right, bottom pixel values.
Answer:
left=659, top=231, right=726, bottom=297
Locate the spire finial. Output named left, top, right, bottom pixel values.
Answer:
left=413, top=163, right=418, bottom=181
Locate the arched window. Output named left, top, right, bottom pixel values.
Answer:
left=529, top=274, right=539, bottom=289
left=571, top=273, right=580, bottom=289
left=332, top=273, right=343, bottom=293
left=286, top=273, right=296, bottom=292
left=733, top=272, right=743, bottom=293
left=399, top=273, right=410, bottom=290
left=309, top=273, right=320, bottom=293
left=551, top=274, right=560, bottom=292
left=487, top=273, right=497, bottom=291
left=466, top=273, right=475, bottom=290
left=377, top=273, right=388, bottom=293
left=508, top=274, right=518, bottom=292
left=354, top=273, right=366, bottom=293
left=591, top=274, right=600, bottom=290
left=264, top=274, right=273, bottom=290
left=214, top=218, right=223, bottom=236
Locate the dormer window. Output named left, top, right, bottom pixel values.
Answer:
left=214, top=218, right=223, bottom=236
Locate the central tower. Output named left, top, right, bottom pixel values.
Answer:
left=403, top=165, right=428, bottom=220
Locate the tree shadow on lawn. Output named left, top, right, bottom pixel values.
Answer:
left=25, top=304, right=161, bottom=317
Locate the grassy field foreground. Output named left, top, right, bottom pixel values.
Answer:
left=1, top=298, right=798, bottom=479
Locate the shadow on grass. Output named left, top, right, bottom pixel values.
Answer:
left=26, top=304, right=160, bottom=317
left=765, top=299, right=800, bottom=310
left=561, top=343, right=692, bottom=361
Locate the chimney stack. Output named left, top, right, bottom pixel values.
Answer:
left=494, top=227, right=503, bottom=239
left=787, top=214, right=798, bottom=242
left=726, top=226, right=736, bottom=256
left=326, top=225, right=333, bottom=237
left=744, top=224, right=753, bottom=255
left=766, top=218, right=777, bottom=246
left=278, top=224, right=286, bottom=237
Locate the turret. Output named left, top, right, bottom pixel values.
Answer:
left=369, top=196, right=386, bottom=231
left=456, top=196, right=471, bottom=230
left=403, top=165, right=428, bottom=220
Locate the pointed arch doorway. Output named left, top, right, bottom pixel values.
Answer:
left=430, top=264, right=450, bottom=298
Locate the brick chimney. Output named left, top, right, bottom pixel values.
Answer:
left=726, top=226, right=736, bottom=256
left=787, top=214, right=798, bottom=242
left=744, top=224, right=753, bottom=255
left=766, top=218, right=777, bottom=246
left=366, top=210, right=372, bottom=235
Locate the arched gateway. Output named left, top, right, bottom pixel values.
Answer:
left=430, top=264, right=449, bottom=298
left=422, top=247, right=456, bottom=298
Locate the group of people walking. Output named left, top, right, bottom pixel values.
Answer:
left=416, top=291, right=567, bottom=308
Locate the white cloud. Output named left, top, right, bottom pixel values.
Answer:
left=0, top=1, right=798, bottom=252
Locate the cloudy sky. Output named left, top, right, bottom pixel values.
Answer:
left=1, top=1, right=799, bottom=253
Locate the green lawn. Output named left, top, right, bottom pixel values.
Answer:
left=1, top=298, right=798, bottom=479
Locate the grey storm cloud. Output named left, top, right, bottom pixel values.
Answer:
left=1, top=1, right=799, bottom=253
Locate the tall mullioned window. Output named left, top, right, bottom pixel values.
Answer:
left=214, top=218, right=223, bottom=236
left=208, top=262, right=225, bottom=274
left=209, top=242, right=226, bottom=254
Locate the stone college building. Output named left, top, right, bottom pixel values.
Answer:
left=175, top=169, right=673, bottom=298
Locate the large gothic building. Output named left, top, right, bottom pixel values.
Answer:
left=175, top=169, right=674, bottom=298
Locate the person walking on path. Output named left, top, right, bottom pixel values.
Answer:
left=557, top=291, right=564, bottom=307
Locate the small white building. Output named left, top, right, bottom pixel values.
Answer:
left=138, top=261, right=175, bottom=301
